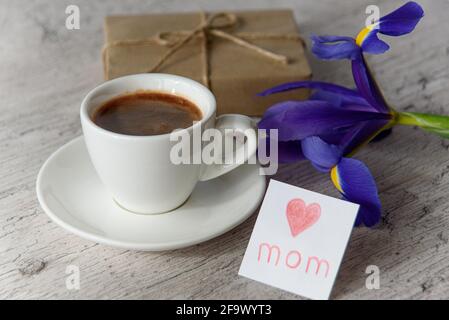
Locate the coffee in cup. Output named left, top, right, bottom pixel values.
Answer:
left=93, top=91, right=202, bottom=136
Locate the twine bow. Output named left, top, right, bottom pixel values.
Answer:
left=103, top=12, right=305, bottom=87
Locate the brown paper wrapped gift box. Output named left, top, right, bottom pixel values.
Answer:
left=103, top=10, right=312, bottom=116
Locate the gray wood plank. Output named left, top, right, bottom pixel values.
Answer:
left=1, top=0, right=449, bottom=299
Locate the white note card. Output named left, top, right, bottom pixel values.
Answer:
left=239, top=179, right=359, bottom=300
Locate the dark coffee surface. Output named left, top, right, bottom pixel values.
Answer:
left=93, top=91, right=202, bottom=136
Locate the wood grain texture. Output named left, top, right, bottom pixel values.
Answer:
left=1, top=0, right=449, bottom=299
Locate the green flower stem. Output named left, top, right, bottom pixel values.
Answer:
left=396, top=112, right=449, bottom=139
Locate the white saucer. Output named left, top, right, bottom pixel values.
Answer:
left=36, top=136, right=266, bottom=251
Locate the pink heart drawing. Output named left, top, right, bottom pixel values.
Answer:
left=286, top=198, right=321, bottom=237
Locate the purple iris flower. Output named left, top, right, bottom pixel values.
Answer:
left=311, top=1, right=424, bottom=58
left=302, top=136, right=381, bottom=227
left=258, top=81, right=389, bottom=227
left=258, top=2, right=424, bottom=227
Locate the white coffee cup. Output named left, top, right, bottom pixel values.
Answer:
left=80, top=73, right=257, bottom=214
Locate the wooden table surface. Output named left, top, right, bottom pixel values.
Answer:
left=2, top=0, right=449, bottom=299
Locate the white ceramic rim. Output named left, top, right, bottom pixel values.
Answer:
left=80, top=73, right=216, bottom=141
left=36, top=137, right=266, bottom=251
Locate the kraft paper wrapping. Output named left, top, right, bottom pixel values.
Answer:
left=103, top=10, right=312, bottom=115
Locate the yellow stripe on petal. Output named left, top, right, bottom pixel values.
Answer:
left=355, top=24, right=376, bottom=46
left=330, top=166, right=343, bottom=193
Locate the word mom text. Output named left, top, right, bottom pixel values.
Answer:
left=257, top=242, right=331, bottom=278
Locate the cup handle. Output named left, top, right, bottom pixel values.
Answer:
left=199, top=114, right=258, bottom=181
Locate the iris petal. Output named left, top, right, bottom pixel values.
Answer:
left=340, top=119, right=391, bottom=156
left=356, top=2, right=424, bottom=53
left=258, top=100, right=391, bottom=141
left=307, top=119, right=391, bottom=156
left=311, top=35, right=360, bottom=60
left=317, top=131, right=348, bottom=146
left=310, top=90, right=375, bottom=111
left=332, top=158, right=382, bottom=227
left=257, top=137, right=305, bottom=164
left=301, top=136, right=342, bottom=171
left=361, top=31, right=390, bottom=54
left=258, top=80, right=359, bottom=97
left=378, top=1, right=424, bottom=36
left=277, top=140, right=304, bottom=163
left=351, top=57, right=389, bottom=112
